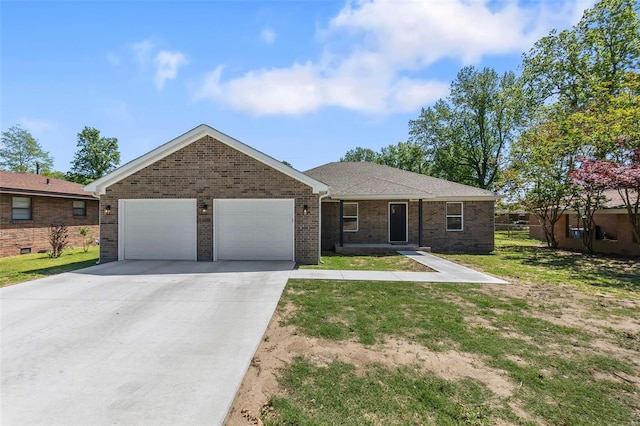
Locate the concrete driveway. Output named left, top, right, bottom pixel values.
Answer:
left=1, top=260, right=293, bottom=426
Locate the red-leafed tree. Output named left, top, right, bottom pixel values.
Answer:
left=569, top=158, right=615, bottom=252
left=612, top=140, right=640, bottom=247
left=570, top=142, right=640, bottom=252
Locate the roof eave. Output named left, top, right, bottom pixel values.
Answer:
left=326, top=194, right=501, bottom=201
left=1, top=188, right=99, bottom=200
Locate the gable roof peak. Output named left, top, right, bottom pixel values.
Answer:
left=84, top=124, right=328, bottom=195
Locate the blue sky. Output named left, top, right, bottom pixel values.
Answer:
left=1, top=0, right=594, bottom=173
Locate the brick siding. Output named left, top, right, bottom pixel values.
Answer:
left=100, top=135, right=319, bottom=264
left=530, top=212, right=639, bottom=256
left=0, top=194, right=99, bottom=257
left=321, top=199, right=495, bottom=253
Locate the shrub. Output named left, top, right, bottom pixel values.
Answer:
left=79, top=226, right=94, bottom=253
left=48, top=224, right=69, bottom=258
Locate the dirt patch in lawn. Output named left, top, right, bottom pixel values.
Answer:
left=226, top=303, right=515, bottom=425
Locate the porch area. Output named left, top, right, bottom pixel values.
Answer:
left=334, top=243, right=432, bottom=255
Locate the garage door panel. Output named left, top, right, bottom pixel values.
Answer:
left=121, top=200, right=197, bottom=260
left=214, top=199, right=294, bottom=261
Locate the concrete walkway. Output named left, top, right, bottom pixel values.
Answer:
left=290, top=251, right=508, bottom=284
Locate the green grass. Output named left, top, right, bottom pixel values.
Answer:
left=264, top=359, right=501, bottom=426
left=301, top=252, right=432, bottom=271
left=440, top=230, right=640, bottom=297
left=262, top=232, right=640, bottom=424
left=0, top=247, right=99, bottom=287
left=269, top=279, right=638, bottom=425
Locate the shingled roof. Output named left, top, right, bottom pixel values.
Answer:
left=600, top=189, right=636, bottom=209
left=0, top=171, right=97, bottom=200
left=304, top=162, right=499, bottom=200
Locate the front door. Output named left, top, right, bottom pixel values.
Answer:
left=389, top=203, right=407, bottom=243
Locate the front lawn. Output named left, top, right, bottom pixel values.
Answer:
left=0, top=247, right=99, bottom=287
left=302, top=252, right=432, bottom=272
left=440, top=230, right=640, bottom=297
left=228, top=231, right=640, bottom=425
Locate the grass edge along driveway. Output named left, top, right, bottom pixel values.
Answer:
left=0, top=246, right=99, bottom=287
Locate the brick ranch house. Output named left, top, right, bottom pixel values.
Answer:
left=530, top=189, right=639, bottom=257
left=0, top=171, right=99, bottom=258
left=305, top=162, right=499, bottom=254
left=84, top=125, right=500, bottom=264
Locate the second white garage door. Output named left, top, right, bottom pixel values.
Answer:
left=214, top=199, right=294, bottom=261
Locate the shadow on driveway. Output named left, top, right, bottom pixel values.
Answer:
left=70, top=259, right=297, bottom=276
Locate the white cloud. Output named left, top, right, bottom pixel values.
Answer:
left=154, top=50, right=189, bottom=90
left=109, top=39, right=189, bottom=90
left=390, top=78, right=450, bottom=113
left=194, top=0, right=592, bottom=116
left=130, top=39, right=155, bottom=65
left=260, top=27, right=277, bottom=45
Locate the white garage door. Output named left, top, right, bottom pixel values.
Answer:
left=120, top=199, right=197, bottom=260
left=214, top=199, right=294, bottom=261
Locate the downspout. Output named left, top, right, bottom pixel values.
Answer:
left=418, top=199, right=423, bottom=248
left=318, top=192, right=329, bottom=264
left=339, top=200, right=344, bottom=248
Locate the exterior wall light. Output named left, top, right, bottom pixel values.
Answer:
left=303, top=205, right=309, bottom=215
left=201, top=204, right=208, bottom=214
left=104, top=205, right=111, bottom=215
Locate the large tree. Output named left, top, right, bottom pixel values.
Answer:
left=340, top=147, right=379, bottom=163
left=522, top=0, right=640, bottom=111
left=67, top=127, right=120, bottom=184
left=511, top=0, right=640, bottom=250
left=409, top=66, right=525, bottom=190
left=0, top=125, right=54, bottom=173
left=377, top=141, right=427, bottom=174
left=507, top=112, right=578, bottom=247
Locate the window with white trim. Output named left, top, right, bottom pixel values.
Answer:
left=73, top=200, right=87, bottom=217
left=446, top=202, right=463, bottom=231
left=342, top=202, right=358, bottom=232
left=12, top=196, right=32, bottom=220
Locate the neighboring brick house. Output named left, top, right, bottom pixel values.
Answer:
left=84, top=125, right=500, bottom=264
left=305, top=162, right=499, bottom=253
left=530, top=190, right=639, bottom=257
left=0, top=171, right=99, bottom=258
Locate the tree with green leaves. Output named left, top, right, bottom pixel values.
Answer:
left=522, top=0, right=640, bottom=111
left=507, top=112, right=578, bottom=247
left=340, top=147, right=379, bottom=163
left=511, top=0, right=640, bottom=250
left=409, top=66, right=526, bottom=190
left=67, top=127, right=120, bottom=184
left=377, top=141, right=427, bottom=174
left=0, top=125, right=54, bottom=173
left=566, top=73, right=640, bottom=249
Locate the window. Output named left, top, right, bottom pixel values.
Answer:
left=73, top=200, right=87, bottom=217
left=12, top=197, right=32, bottom=220
left=446, top=202, right=463, bottom=231
left=342, top=202, right=358, bottom=232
